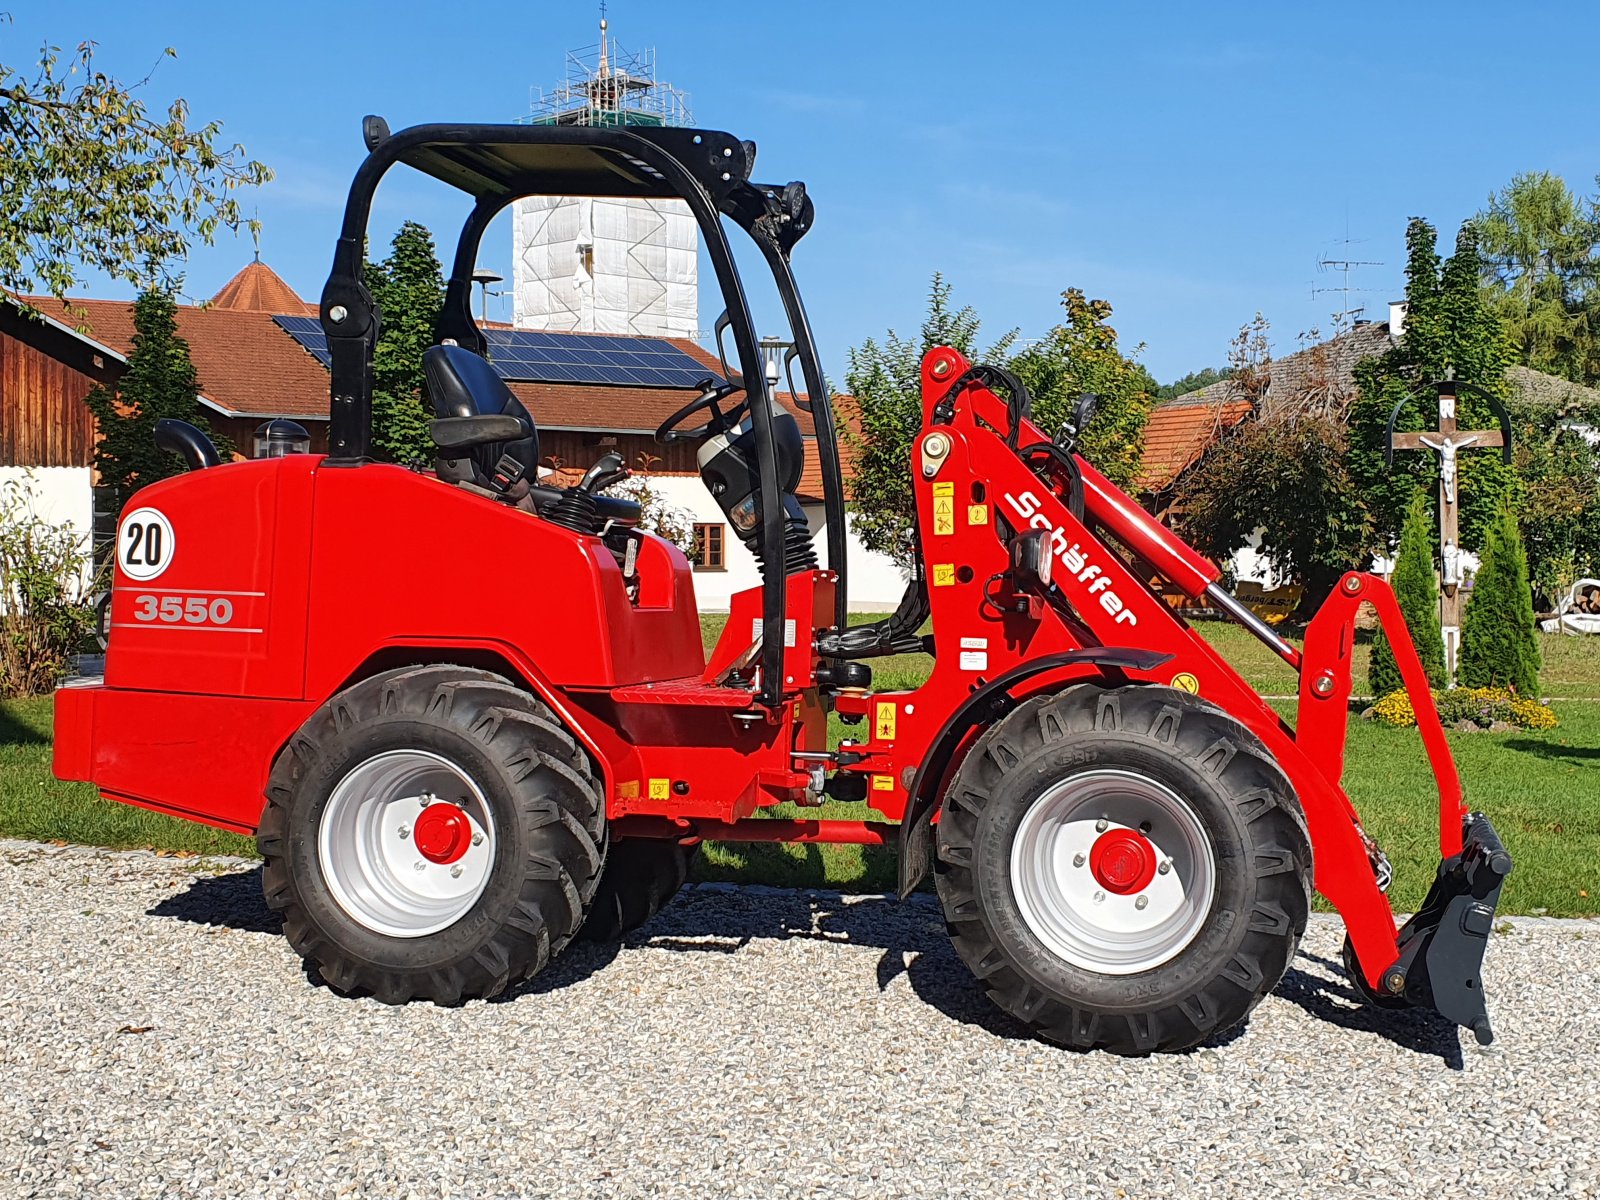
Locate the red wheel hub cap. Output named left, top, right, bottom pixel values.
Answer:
left=413, top=803, right=471, bottom=865
left=1089, top=828, right=1157, bottom=895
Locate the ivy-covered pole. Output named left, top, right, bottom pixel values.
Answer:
left=1387, top=373, right=1512, bottom=684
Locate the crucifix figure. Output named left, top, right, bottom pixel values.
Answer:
left=1386, top=371, right=1513, bottom=685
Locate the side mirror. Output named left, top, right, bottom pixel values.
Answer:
left=1071, top=392, right=1100, bottom=437
left=1010, top=530, right=1055, bottom=595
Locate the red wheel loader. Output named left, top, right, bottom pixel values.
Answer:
left=54, top=118, right=1511, bottom=1054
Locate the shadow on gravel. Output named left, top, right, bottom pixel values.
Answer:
left=1280, top=948, right=1465, bottom=1070
left=597, top=889, right=1248, bottom=1052
left=148, top=876, right=1463, bottom=1063
left=147, top=866, right=282, bottom=935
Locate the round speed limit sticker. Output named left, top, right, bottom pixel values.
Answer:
left=117, top=507, right=177, bottom=581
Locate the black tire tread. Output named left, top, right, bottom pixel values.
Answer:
left=934, top=683, right=1313, bottom=1054
left=579, top=839, right=697, bottom=942
left=259, top=665, right=605, bottom=1004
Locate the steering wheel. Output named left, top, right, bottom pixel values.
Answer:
left=656, top=378, right=748, bottom=443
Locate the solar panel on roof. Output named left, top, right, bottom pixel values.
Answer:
left=271, top=317, right=721, bottom=390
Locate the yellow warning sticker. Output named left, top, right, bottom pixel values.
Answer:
left=871, top=775, right=895, bottom=792
left=874, top=701, right=898, bottom=741
left=931, top=563, right=956, bottom=587
left=617, top=779, right=640, bottom=800
left=648, top=778, right=671, bottom=800
left=967, top=504, right=989, bottom=526
left=932, top=482, right=955, bottom=497
left=1171, top=672, right=1200, bottom=694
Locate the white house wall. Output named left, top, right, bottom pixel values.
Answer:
left=643, top=475, right=907, bottom=613
left=0, top=466, right=95, bottom=590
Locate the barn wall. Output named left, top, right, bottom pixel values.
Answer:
left=0, top=326, right=107, bottom=468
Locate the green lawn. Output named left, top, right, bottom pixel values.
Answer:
left=4, top=620, right=1596, bottom=914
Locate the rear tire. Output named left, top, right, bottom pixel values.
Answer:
left=258, top=665, right=604, bottom=1004
left=580, top=838, right=697, bottom=942
left=935, top=683, right=1312, bottom=1054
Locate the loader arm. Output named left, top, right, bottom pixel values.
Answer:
left=868, top=346, right=1509, bottom=1042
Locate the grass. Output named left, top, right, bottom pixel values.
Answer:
left=3, top=618, right=1596, bottom=914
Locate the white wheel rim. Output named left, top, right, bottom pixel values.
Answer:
left=1009, top=768, right=1216, bottom=976
left=318, top=749, right=496, bottom=938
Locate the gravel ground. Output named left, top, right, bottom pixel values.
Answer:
left=2, top=839, right=1596, bottom=1200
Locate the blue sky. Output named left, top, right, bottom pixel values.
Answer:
left=12, top=1, right=1597, bottom=384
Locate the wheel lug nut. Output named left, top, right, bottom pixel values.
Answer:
left=1093, top=890, right=1106, bottom=903
left=419, top=792, right=434, bottom=808
left=1135, top=895, right=1149, bottom=910
left=472, top=833, right=484, bottom=847
left=1095, top=818, right=1108, bottom=833
left=450, top=865, right=464, bottom=879
left=398, top=825, right=410, bottom=840
left=1072, top=853, right=1086, bottom=868
left=413, top=862, right=425, bottom=872
left=1158, top=860, right=1172, bottom=875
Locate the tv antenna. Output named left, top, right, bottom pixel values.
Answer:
left=1312, top=229, right=1382, bottom=330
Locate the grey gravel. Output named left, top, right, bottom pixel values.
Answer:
left=1, top=838, right=1596, bottom=1200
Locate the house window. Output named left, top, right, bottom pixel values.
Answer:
left=692, top=522, right=726, bottom=571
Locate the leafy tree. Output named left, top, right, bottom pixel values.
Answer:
left=1509, top=393, right=1600, bottom=601
left=1459, top=505, right=1541, bottom=695
left=1171, top=315, right=1370, bottom=611
left=1476, top=172, right=1600, bottom=386
left=1006, top=289, right=1156, bottom=490
left=1348, top=219, right=1517, bottom=554
left=365, top=222, right=444, bottom=466
left=1156, top=365, right=1231, bottom=400
left=1368, top=494, right=1445, bottom=697
left=83, top=290, right=230, bottom=511
left=843, top=274, right=1014, bottom=566
left=0, top=28, right=271, bottom=307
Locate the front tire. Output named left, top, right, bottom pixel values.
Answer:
left=935, top=684, right=1312, bottom=1054
left=258, top=665, right=604, bottom=1004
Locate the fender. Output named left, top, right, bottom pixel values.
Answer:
left=895, top=646, right=1174, bottom=897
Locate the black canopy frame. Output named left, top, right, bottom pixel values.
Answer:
left=318, top=118, right=848, bottom=707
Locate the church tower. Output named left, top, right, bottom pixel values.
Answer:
left=512, top=17, right=698, bottom=338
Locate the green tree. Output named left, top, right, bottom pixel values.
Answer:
left=1171, top=316, right=1371, bottom=611
left=0, top=29, right=270, bottom=307
left=1369, top=494, right=1445, bottom=697
left=1348, top=219, right=1518, bottom=554
left=83, top=290, right=230, bottom=510
left=1459, top=505, right=1541, bottom=695
left=1006, top=289, right=1156, bottom=490
left=1156, top=365, right=1231, bottom=400
left=843, top=274, right=1014, bottom=566
left=1476, top=172, right=1600, bottom=386
left=364, top=221, right=444, bottom=466
left=1509, top=392, right=1600, bottom=600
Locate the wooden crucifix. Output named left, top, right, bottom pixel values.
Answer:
left=1386, top=371, right=1514, bottom=685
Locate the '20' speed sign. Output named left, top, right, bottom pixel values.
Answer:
left=117, top=507, right=176, bottom=582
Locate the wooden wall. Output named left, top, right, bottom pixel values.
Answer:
left=538, top=430, right=700, bottom=474
left=0, top=314, right=119, bottom=468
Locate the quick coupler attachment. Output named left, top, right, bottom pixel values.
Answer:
left=1388, top=812, right=1513, bottom=1045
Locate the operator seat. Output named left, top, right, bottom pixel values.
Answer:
left=422, top=344, right=642, bottom=529
left=423, top=344, right=540, bottom=487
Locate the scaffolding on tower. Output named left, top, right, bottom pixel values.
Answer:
left=511, top=16, right=700, bottom=338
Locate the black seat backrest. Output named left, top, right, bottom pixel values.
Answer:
left=423, top=345, right=539, bottom=484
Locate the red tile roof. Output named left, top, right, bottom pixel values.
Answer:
left=30, top=281, right=842, bottom=504
left=29, top=296, right=335, bottom=419
left=1134, top=396, right=1253, bottom=493
left=209, top=260, right=317, bottom=315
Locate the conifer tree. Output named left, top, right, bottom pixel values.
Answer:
left=366, top=221, right=444, bottom=466
left=1368, top=493, right=1445, bottom=696
left=1460, top=506, right=1541, bottom=694
left=84, top=290, right=230, bottom=511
